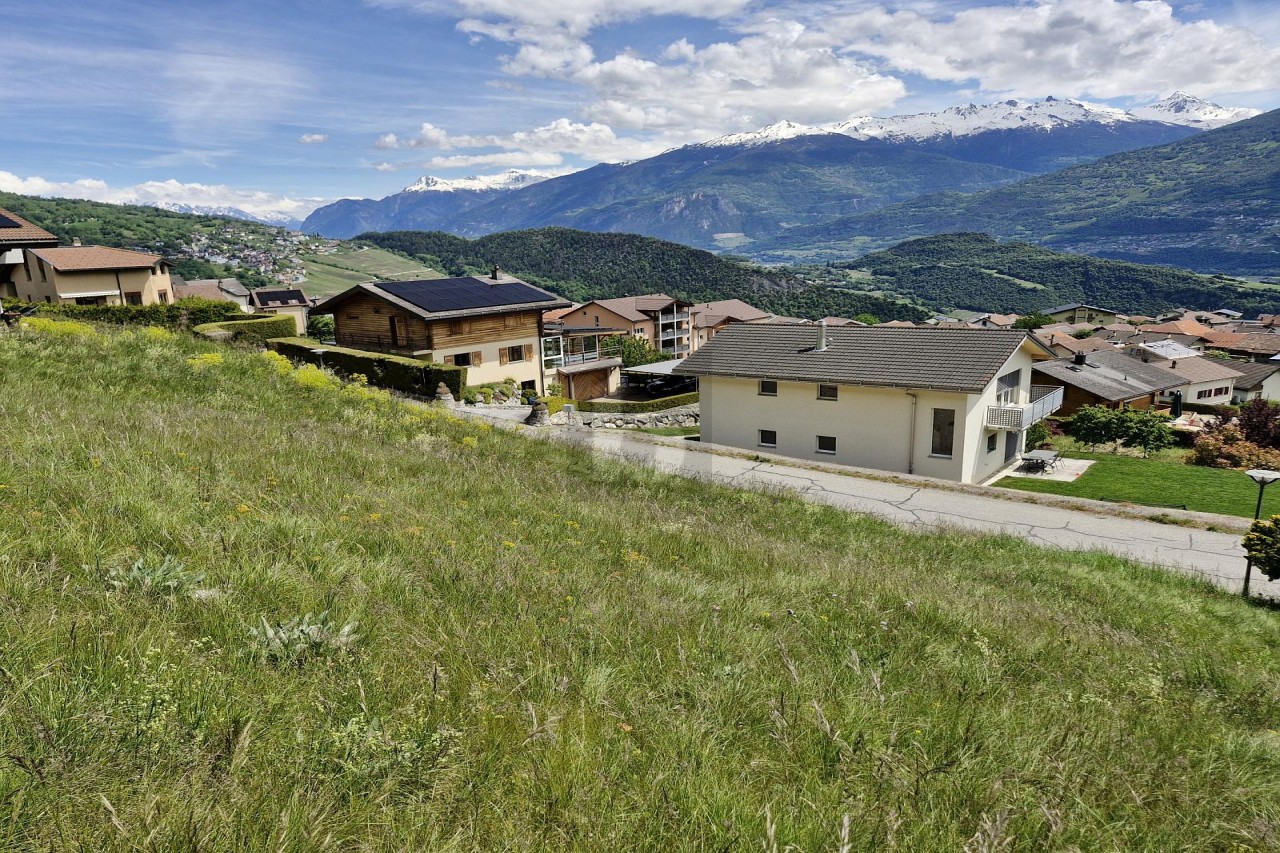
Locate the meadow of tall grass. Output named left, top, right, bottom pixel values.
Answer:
left=1, top=320, right=1279, bottom=850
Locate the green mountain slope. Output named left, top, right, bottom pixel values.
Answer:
left=5, top=323, right=1280, bottom=848
left=842, top=233, right=1279, bottom=315
left=759, top=109, right=1280, bottom=274
left=360, top=228, right=928, bottom=321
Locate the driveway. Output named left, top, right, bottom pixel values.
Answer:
left=455, top=406, right=1277, bottom=598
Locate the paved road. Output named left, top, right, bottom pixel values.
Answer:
left=459, top=405, right=1278, bottom=597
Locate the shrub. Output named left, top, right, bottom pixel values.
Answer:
left=268, top=337, right=466, bottom=398
left=1069, top=405, right=1123, bottom=449
left=193, top=315, right=296, bottom=344
left=577, top=392, right=698, bottom=413
left=540, top=395, right=571, bottom=415
left=1244, top=515, right=1280, bottom=581
left=19, top=317, right=98, bottom=338
left=31, top=297, right=245, bottom=329
left=546, top=383, right=564, bottom=397
left=186, top=352, right=225, bottom=372
left=1121, top=409, right=1175, bottom=457
left=1191, top=425, right=1280, bottom=469
left=1025, top=421, right=1051, bottom=449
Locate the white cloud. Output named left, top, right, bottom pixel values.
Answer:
left=0, top=171, right=327, bottom=219
left=825, top=0, right=1280, bottom=99
left=298, top=133, right=329, bottom=144
left=162, top=51, right=307, bottom=142
left=424, top=150, right=566, bottom=168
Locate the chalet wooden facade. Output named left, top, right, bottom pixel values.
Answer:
left=313, top=271, right=570, bottom=391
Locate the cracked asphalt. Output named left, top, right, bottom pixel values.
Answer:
left=460, top=405, right=1278, bottom=597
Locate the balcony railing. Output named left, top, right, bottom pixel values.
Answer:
left=986, top=385, right=1064, bottom=431
left=335, top=333, right=431, bottom=354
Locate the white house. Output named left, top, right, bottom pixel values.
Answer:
left=675, top=324, right=1061, bottom=484
left=1227, top=361, right=1280, bottom=404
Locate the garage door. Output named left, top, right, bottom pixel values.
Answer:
left=569, top=369, right=609, bottom=400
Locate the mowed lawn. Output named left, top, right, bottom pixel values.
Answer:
left=996, top=450, right=1280, bottom=518
left=2, top=322, right=1280, bottom=849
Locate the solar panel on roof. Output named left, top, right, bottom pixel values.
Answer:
left=0, top=214, right=23, bottom=228
left=379, top=278, right=557, bottom=313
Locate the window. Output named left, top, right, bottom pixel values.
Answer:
left=816, top=435, right=836, bottom=454
left=506, top=345, right=526, bottom=363
left=157, top=291, right=169, bottom=304
left=931, top=408, right=955, bottom=457
left=452, top=352, right=473, bottom=367
left=124, top=292, right=143, bottom=306
left=758, top=429, right=777, bottom=448
left=987, top=433, right=997, bottom=453
left=758, top=380, right=777, bottom=396
left=817, top=384, right=838, bottom=401
left=995, top=370, right=1020, bottom=406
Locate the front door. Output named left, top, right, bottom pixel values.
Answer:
left=1005, top=430, right=1020, bottom=463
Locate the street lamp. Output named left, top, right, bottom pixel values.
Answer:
left=310, top=348, right=326, bottom=370
left=1243, top=468, right=1280, bottom=597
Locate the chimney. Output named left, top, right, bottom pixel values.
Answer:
left=490, top=265, right=500, bottom=281
left=1073, top=351, right=1087, bottom=366
left=815, top=318, right=828, bottom=352
left=71, top=237, right=82, bottom=247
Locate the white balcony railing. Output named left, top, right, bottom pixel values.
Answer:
left=986, top=385, right=1064, bottom=431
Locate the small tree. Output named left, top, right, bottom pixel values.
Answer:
left=1236, top=398, right=1280, bottom=449
left=1013, top=313, right=1054, bottom=330
left=853, top=313, right=881, bottom=326
left=1244, top=515, right=1280, bottom=582
left=605, top=335, right=668, bottom=368
left=1070, top=405, right=1122, bottom=450
left=1119, top=408, right=1174, bottom=457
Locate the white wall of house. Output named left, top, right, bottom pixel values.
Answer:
left=1232, top=372, right=1280, bottom=404
left=1165, top=378, right=1234, bottom=407
left=259, top=304, right=308, bottom=334
left=696, top=345, right=1040, bottom=484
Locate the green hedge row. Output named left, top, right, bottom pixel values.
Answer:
left=268, top=337, right=467, bottom=398
left=576, top=392, right=699, bottom=413
left=194, top=315, right=297, bottom=344
left=20, top=298, right=246, bottom=328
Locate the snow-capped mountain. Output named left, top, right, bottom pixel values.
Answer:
left=1129, top=91, right=1261, bottom=129
left=402, top=170, right=551, bottom=193
left=829, top=96, right=1132, bottom=141
left=699, top=120, right=831, bottom=148
left=151, top=202, right=303, bottom=230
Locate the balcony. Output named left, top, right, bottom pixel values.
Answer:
left=334, top=333, right=432, bottom=356
left=986, top=385, right=1064, bottom=431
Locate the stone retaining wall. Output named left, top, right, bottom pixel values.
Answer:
left=549, top=403, right=699, bottom=430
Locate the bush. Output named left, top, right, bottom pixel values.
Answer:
left=577, top=392, right=698, bottom=413
left=1190, top=424, right=1280, bottom=469
left=1244, top=516, right=1280, bottom=581
left=30, top=297, right=245, bottom=329
left=539, top=395, right=571, bottom=415
left=193, top=315, right=296, bottom=344
left=269, top=338, right=466, bottom=398
left=1025, top=421, right=1051, bottom=450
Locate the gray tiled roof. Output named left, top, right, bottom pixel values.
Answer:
left=1032, top=350, right=1183, bottom=401
left=1223, top=359, right=1280, bottom=390
left=673, top=324, right=1041, bottom=393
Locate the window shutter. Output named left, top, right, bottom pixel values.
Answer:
left=499, top=347, right=509, bottom=366
left=472, top=350, right=483, bottom=366
left=523, top=343, right=533, bottom=361
left=443, top=355, right=455, bottom=366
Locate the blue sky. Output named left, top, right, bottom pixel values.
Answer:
left=2, top=0, right=1277, bottom=218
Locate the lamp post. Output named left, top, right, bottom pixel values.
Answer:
left=1243, top=468, right=1280, bottom=597
left=310, top=348, right=326, bottom=370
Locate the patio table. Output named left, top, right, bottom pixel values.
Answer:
left=1021, top=450, right=1060, bottom=474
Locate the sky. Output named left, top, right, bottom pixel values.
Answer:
left=2, top=0, right=1278, bottom=220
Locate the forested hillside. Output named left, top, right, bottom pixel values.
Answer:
left=361, top=228, right=928, bottom=321
left=843, top=234, right=1278, bottom=315
left=758, top=109, right=1280, bottom=275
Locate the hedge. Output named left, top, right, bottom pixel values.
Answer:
left=194, top=315, right=297, bottom=344
left=24, top=298, right=246, bottom=328
left=576, top=392, right=698, bottom=413
left=268, top=337, right=467, bottom=398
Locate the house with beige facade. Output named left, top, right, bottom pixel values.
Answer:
left=559, top=294, right=694, bottom=357
left=689, top=299, right=771, bottom=348
left=249, top=287, right=311, bottom=334
left=8, top=243, right=173, bottom=306
left=0, top=208, right=59, bottom=298
left=313, top=270, right=570, bottom=392
left=675, top=324, right=1061, bottom=484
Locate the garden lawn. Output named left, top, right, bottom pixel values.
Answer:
left=2, top=322, right=1280, bottom=850
left=995, top=450, right=1280, bottom=518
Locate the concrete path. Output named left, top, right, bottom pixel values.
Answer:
left=456, top=406, right=1278, bottom=598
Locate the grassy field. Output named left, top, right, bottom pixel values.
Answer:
left=3, top=322, right=1280, bottom=849
left=995, top=449, right=1280, bottom=518
left=301, top=246, right=440, bottom=297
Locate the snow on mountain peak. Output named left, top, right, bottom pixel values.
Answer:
left=403, top=169, right=550, bottom=193
left=1130, top=92, right=1261, bottom=129
left=698, top=120, right=829, bottom=148
left=828, top=96, right=1131, bottom=142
